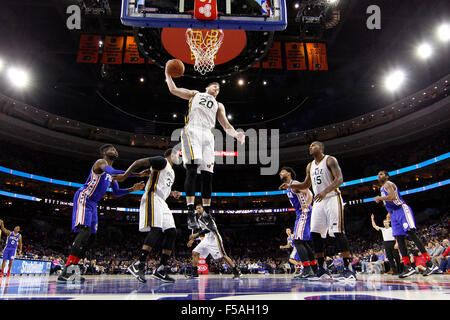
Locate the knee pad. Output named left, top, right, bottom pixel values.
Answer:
left=71, top=226, right=91, bottom=257
left=143, top=227, right=163, bottom=248
left=200, top=170, right=213, bottom=200
left=184, top=164, right=198, bottom=197
left=334, top=232, right=350, bottom=253
left=161, top=228, right=177, bottom=251
left=311, top=232, right=324, bottom=253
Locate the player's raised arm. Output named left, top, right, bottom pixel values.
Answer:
left=371, top=214, right=381, bottom=231
left=113, top=156, right=167, bottom=182
left=0, top=220, right=11, bottom=237
left=216, top=103, right=245, bottom=144
left=93, top=159, right=128, bottom=176
left=165, top=64, right=198, bottom=100
left=280, top=163, right=312, bottom=191
left=375, top=181, right=397, bottom=202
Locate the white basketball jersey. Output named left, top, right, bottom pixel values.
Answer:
left=310, top=155, right=340, bottom=198
left=144, top=161, right=175, bottom=200
left=186, top=92, right=218, bottom=129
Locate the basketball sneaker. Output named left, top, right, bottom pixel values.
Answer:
left=127, top=261, right=147, bottom=283
left=308, top=268, right=332, bottom=281
left=335, top=269, right=357, bottom=281
left=57, top=264, right=85, bottom=284
left=152, top=266, right=176, bottom=283
left=185, top=266, right=199, bottom=279
left=399, top=266, right=417, bottom=278
left=187, top=210, right=199, bottom=230
left=232, top=268, right=242, bottom=280
left=294, top=267, right=302, bottom=275
left=294, top=267, right=315, bottom=280
left=423, top=265, right=439, bottom=277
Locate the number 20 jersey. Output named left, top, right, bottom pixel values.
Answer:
left=186, top=92, right=219, bottom=130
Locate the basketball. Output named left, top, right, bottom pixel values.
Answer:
left=166, top=59, right=185, bottom=78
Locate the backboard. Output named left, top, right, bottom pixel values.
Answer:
left=121, top=0, right=287, bottom=31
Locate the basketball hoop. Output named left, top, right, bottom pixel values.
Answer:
left=185, top=29, right=224, bottom=75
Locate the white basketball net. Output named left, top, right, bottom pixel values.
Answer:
left=185, top=28, right=224, bottom=75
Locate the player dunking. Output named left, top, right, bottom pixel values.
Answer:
left=165, top=63, right=245, bottom=231
left=186, top=204, right=241, bottom=279
left=375, top=171, right=439, bottom=278
left=0, top=220, right=22, bottom=277
left=280, top=141, right=356, bottom=281
left=116, top=149, right=182, bottom=283
left=279, top=228, right=302, bottom=275
left=279, top=167, right=318, bottom=279
left=57, top=144, right=145, bottom=283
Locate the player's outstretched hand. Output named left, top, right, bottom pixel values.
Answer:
left=133, top=169, right=150, bottom=178
left=371, top=213, right=375, bottom=220
left=279, top=183, right=289, bottom=190
left=131, top=181, right=145, bottom=192
left=187, top=239, right=194, bottom=248
left=171, top=191, right=181, bottom=199
left=235, top=132, right=245, bottom=145
left=374, top=196, right=382, bottom=203
left=313, top=191, right=327, bottom=202
left=112, top=173, right=127, bottom=182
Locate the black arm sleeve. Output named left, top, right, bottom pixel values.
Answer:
left=198, top=229, right=211, bottom=236
left=147, top=156, right=167, bottom=171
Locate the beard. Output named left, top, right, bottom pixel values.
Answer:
left=106, top=153, right=118, bottom=161
left=281, top=176, right=288, bottom=183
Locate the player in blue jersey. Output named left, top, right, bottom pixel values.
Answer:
left=0, top=220, right=22, bottom=277
left=375, top=171, right=439, bottom=278
left=279, top=228, right=302, bottom=275
left=57, top=144, right=145, bottom=283
left=279, top=167, right=318, bottom=279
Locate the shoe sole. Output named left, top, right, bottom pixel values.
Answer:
left=399, top=271, right=416, bottom=278
left=423, top=266, right=439, bottom=277
left=128, top=267, right=147, bottom=283
left=151, top=274, right=175, bottom=283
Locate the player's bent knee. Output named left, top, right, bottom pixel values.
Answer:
left=143, top=227, right=163, bottom=247
left=161, top=228, right=177, bottom=251
left=334, top=233, right=350, bottom=253
left=311, top=232, right=324, bottom=252
left=200, top=171, right=213, bottom=199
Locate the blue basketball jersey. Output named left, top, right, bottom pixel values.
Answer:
left=286, top=181, right=311, bottom=218
left=380, top=182, right=405, bottom=212
left=5, top=232, right=20, bottom=250
left=78, top=167, right=113, bottom=202
left=288, top=235, right=294, bottom=248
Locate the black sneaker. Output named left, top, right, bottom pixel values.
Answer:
left=127, top=261, right=147, bottom=283
left=309, top=268, right=332, bottom=281
left=184, top=266, right=199, bottom=279
left=294, top=267, right=315, bottom=280
left=335, top=269, right=357, bottom=282
left=423, top=265, right=439, bottom=277
left=232, top=269, right=242, bottom=280
left=399, top=266, right=417, bottom=278
left=187, top=210, right=199, bottom=230
left=56, top=264, right=85, bottom=284
left=152, top=268, right=176, bottom=283
left=199, top=213, right=217, bottom=232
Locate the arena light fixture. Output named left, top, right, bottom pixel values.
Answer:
left=227, top=114, right=233, bottom=120
left=238, top=78, right=245, bottom=86
left=7, top=67, right=29, bottom=88
left=294, top=3, right=300, bottom=9
left=416, top=42, right=433, bottom=59
left=384, top=70, right=405, bottom=92
left=436, top=23, right=450, bottom=42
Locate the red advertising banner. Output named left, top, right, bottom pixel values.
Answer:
left=285, top=42, right=307, bottom=70
left=306, top=43, right=328, bottom=71
left=262, top=41, right=282, bottom=69
left=101, top=36, right=124, bottom=64
left=124, top=36, right=144, bottom=64
left=76, top=34, right=101, bottom=63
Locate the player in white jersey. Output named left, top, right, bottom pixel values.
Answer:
left=186, top=205, right=241, bottom=279
left=165, top=63, right=245, bottom=232
left=114, top=149, right=181, bottom=283
left=280, top=141, right=356, bottom=281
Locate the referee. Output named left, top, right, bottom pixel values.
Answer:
left=371, top=214, right=402, bottom=275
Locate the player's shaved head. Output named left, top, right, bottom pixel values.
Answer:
left=311, top=141, right=324, bottom=151
left=207, top=82, right=220, bottom=88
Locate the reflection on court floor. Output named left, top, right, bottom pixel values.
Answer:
left=0, top=274, right=448, bottom=300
